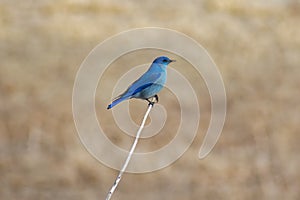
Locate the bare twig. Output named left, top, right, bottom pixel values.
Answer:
left=105, top=103, right=153, bottom=200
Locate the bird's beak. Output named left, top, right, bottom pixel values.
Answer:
left=170, top=60, right=176, bottom=62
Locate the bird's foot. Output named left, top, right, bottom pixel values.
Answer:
left=147, top=95, right=159, bottom=106
left=148, top=101, right=155, bottom=106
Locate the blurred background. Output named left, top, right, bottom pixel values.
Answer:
left=1, top=0, right=300, bottom=199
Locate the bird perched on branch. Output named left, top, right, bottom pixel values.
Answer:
left=107, top=56, right=175, bottom=109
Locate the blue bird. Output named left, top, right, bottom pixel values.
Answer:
left=107, top=56, right=175, bottom=109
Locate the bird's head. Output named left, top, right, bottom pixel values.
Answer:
left=153, top=56, right=175, bottom=65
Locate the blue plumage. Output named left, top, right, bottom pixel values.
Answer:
left=107, top=56, right=175, bottom=109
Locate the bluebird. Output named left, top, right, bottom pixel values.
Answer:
left=107, top=56, right=175, bottom=109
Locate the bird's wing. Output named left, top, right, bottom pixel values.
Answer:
left=118, top=72, right=162, bottom=98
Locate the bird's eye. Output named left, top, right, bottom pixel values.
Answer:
left=163, top=59, right=167, bottom=62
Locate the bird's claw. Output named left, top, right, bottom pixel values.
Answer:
left=148, top=101, right=155, bottom=106
left=147, top=95, right=159, bottom=106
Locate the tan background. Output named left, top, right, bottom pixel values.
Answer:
left=1, top=0, right=300, bottom=199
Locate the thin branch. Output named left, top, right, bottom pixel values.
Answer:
left=105, top=103, right=153, bottom=200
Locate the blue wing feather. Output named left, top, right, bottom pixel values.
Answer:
left=122, top=72, right=161, bottom=96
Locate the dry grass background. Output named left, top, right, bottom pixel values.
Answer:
left=1, top=0, right=300, bottom=199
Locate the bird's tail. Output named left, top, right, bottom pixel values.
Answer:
left=107, top=96, right=129, bottom=109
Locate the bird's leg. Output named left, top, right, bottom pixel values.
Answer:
left=154, top=95, right=159, bottom=103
